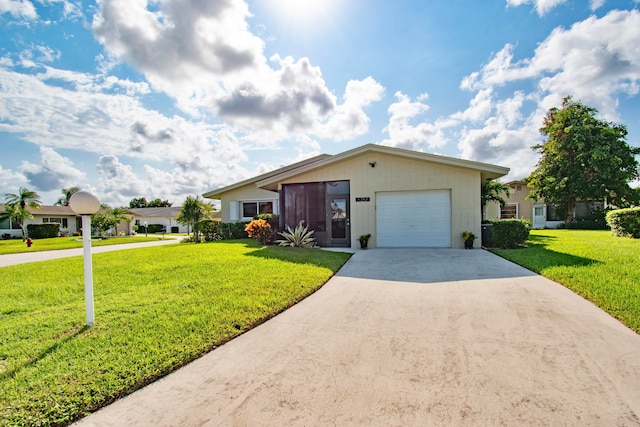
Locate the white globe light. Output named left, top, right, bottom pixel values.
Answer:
left=69, top=191, right=101, bottom=215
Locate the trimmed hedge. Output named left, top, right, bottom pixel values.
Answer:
left=26, top=223, right=60, bottom=239
left=485, top=219, right=531, bottom=248
left=606, top=207, right=640, bottom=238
left=220, top=222, right=249, bottom=240
left=194, top=219, right=223, bottom=242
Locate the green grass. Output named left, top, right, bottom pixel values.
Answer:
left=0, top=240, right=351, bottom=426
left=491, top=229, right=640, bottom=333
left=0, top=236, right=168, bottom=255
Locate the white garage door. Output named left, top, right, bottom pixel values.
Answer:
left=376, top=190, right=451, bottom=247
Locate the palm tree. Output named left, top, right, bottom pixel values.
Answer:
left=3, top=187, right=42, bottom=240
left=54, top=186, right=80, bottom=206
left=176, top=196, right=213, bottom=240
left=481, top=180, right=511, bottom=220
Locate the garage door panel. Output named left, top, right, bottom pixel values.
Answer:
left=376, top=190, right=451, bottom=247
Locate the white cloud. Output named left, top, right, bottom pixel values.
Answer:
left=461, top=10, right=640, bottom=120
left=506, top=0, right=568, bottom=16
left=0, top=164, right=28, bottom=191
left=19, top=147, right=86, bottom=191
left=0, top=0, right=37, bottom=19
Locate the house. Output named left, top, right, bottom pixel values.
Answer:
left=203, top=144, right=509, bottom=249
left=124, top=207, right=221, bottom=235
left=0, top=203, right=82, bottom=238
left=485, top=180, right=605, bottom=229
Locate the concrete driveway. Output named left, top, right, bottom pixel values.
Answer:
left=76, top=248, right=640, bottom=426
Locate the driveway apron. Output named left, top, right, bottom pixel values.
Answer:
left=76, top=248, right=640, bottom=426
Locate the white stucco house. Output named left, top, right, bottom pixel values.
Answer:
left=203, top=144, right=509, bottom=249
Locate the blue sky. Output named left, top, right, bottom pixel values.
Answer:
left=1, top=0, right=639, bottom=206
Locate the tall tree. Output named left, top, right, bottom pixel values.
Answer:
left=2, top=187, right=42, bottom=240
left=54, top=186, right=80, bottom=206
left=481, top=180, right=511, bottom=220
left=527, top=97, right=640, bottom=223
left=147, top=198, right=172, bottom=207
left=176, top=196, right=213, bottom=238
left=128, top=197, right=148, bottom=208
left=91, top=205, right=130, bottom=236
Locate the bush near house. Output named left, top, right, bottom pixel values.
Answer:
left=194, top=219, right=223, bottom=242
left=245, top=219, right=272, bottom=245
left=485, top=219, right=531, bottom=248
left=26, top=223, right=60, bottom=239
left=254, top=214, right=279, bottom=243
left=606, top=207, right=640, bottom=238
left=220, top=222, right=249, bottom=240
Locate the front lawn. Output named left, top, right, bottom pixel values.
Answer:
left=491, top=229, right=640, bottom=334
left=0, top=240, right=351, bottom=426
left=0, top=235, right=168, bottom=255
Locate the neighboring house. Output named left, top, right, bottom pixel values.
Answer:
left=124, top=207, right=221, bottom=234
left=203, top=144, right=509, bottom=249
left=485, top=180, right=605, bottom=229
left=0, top=203, right=81, bottom=238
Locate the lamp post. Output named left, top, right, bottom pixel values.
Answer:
left=69, top=191, right=101, bottom=327
left=144, top=221, right=148, bottom=237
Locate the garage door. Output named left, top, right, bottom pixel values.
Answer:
left=376, top=190, right=451, bottom=247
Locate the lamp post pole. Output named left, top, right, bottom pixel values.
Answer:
left=81, top=214, right=95, bottom=326
left=69, top=191, right=101, bottom=327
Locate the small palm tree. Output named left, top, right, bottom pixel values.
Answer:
left=481, top=180, right=511, bottom=220
left=176, top=196, right=213, bottom=240
left=54, top=186, right=80, bottom=206
left=3, top=187, right=42, bottom=241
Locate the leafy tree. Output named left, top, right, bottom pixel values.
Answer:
left=481, top=180, right=511, bottom=220
left=2, top=187, right=42, bottom=240
left=54, top=186, right=80, bottom=206
left=176, top=196, right=213, bottom=239
left=527, top=97, right=640, bottom=223
left=91, top=205, right=130, bottom=236
left=128, top=197, right=148, bottom=208
left=147, top=198, right=172, bottom=207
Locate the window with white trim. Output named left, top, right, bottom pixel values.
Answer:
left=43, top=217, right=69, bottom=228
left=241, top=201, right=273, bottom=220
left=500, top=203, right=518, bottom=219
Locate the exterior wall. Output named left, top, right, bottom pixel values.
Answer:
left=217, top=185, right=279, bottom=223
left=274, top=152, right=482, bottom=249
left=2, top=214, right=80, bottom=238
left=129, top=216, right=189, bottom=234
left=485, top=183, right=534, bottom=222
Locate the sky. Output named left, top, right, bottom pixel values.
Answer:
left=1, top=0, right=639, bottom=207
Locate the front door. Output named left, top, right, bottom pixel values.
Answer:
left=533, top=203, right=546, bottom=229
left=329, top=195, right=350, bottom=247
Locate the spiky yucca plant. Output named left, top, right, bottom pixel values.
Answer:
left=276, top=222, right=316, bottom=248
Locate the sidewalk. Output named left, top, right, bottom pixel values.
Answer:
left=0, top=238, right=180, bottom=267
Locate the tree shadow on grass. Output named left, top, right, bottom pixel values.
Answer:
left=491, top=234, right=598, bottom=274
left=0, top=324, right=88, bottom=381
left=243, top=244, right=352, bottom=271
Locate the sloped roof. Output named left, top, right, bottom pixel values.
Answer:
left=126, top=207, right=182, bottom=217
left=203, top=154, right=332, bottom=199
left=0, top=204, right=77, bottom=216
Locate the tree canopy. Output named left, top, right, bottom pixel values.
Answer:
left=91, top=205, right=130, bottom=236
left=128, top=197, right=173, bottom=208
left=54, top=186, right=80, bottom=206
left=481, top=180, right=511, bottom=219
left=527, top=97, right=640, bottom=222
left=2, top=187, right=42, bottom=240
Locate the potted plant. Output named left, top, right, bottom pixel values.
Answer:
left=461, top=231, right=476, bottom=249
left=358, top=234, right=371, bottom=249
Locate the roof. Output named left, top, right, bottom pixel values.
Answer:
left=126, top=207, right=182, bottom=217
left=203, top=154, right=332, bottom=199
left=0, top=204, right=77, bottom=216
left=203, top=144, right=509, bottom=198
left=256, top=144, right=509, bottom=191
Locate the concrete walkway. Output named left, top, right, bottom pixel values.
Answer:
left=0, top=238, right=180, bottom=267
left=75, top=248, right=640, bottom=426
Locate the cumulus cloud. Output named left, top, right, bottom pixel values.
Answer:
left=0, top=0, right=37, bottom=19
left=19, top=147, right=86, bottom=191
left=462, top=10, right=640, bottom=120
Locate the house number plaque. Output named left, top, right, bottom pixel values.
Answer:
left=355, top=197, right=370, bottom=202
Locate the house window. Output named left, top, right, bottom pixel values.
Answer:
left=241, top=201, right=273, bottom=220
left=0, top=217, right=21, bottom=229
left=546, top=204, right=565, bottom=221
left=534, top=207, right=544, bottom=216
left=43, top=217, right=68, bottom=228
left=500, top=203, right=518, bottom=219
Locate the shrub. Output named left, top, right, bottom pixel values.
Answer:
left=276, top=222, right=316, bottom=248
left=254, top=213, right=279, bottom=243
left=245, top=219, right=272, bottom=245
left=219, top=222, right=249, bottom=240
left=564, top=207, right=611, bottom=230
left=194, top=219, right=223, bottom=242
left=26, top=223, right=60, bottom=239
left=486, top=219, right=531, bottom=248
left=606, top=207, right=640, bottom=238
left=147, top=224, right=166, bottom=233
